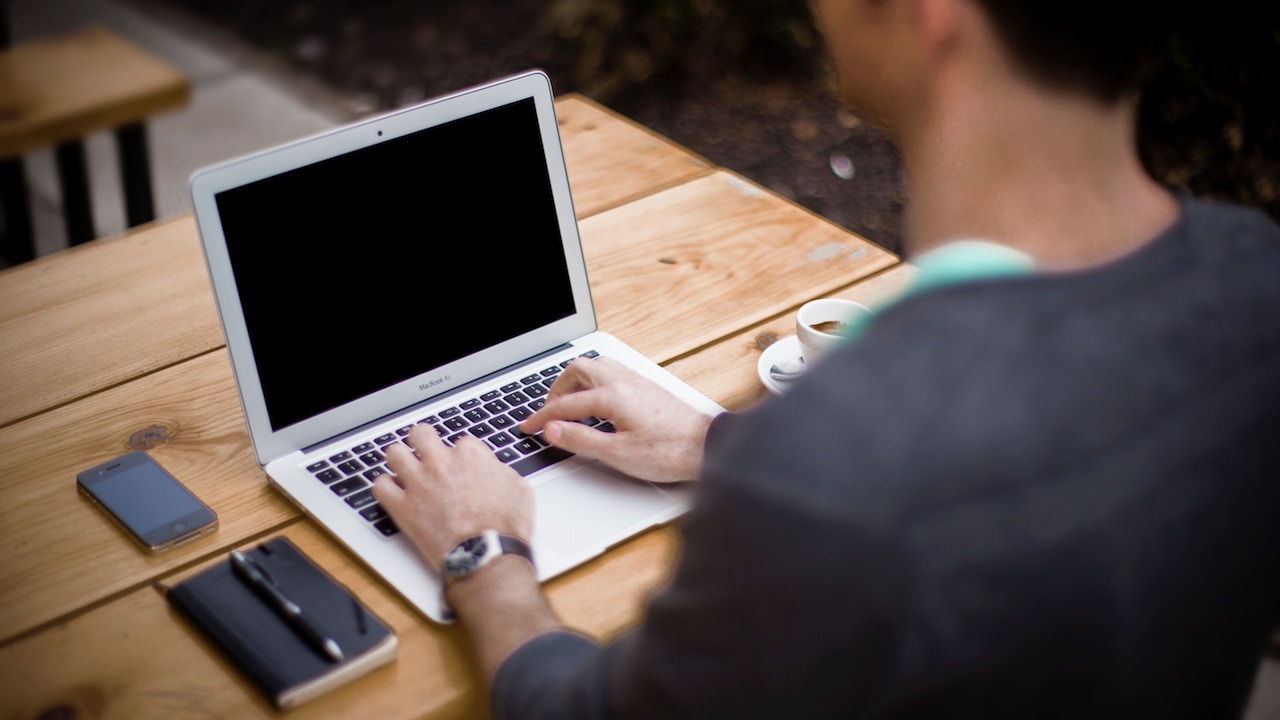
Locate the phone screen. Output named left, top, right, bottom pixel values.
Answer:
left=78, top=452, right=216, bottom=550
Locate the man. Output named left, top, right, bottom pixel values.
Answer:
left=374, top=0, right=1280, bottom=716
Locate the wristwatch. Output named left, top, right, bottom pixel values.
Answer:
left=441, top=530, right=534, bottom=587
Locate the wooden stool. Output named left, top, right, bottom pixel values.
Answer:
left=0, top=26, right=190, bottom=263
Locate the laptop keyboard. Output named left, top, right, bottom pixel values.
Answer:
left=302, top=349, right=613, bottom=538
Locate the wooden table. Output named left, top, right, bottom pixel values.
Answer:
left=0, top=94, right=911, bottom=719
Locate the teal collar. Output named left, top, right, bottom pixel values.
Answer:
left=843, top=239, right=1036, bottom=342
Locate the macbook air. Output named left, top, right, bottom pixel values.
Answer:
left=189, top=70, right=724, bottom=623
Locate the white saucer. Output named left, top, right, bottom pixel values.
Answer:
left=757, top=335, right=806, bottom=395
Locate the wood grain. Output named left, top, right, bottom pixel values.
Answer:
left=0, top=97, right=710, bottom=429
left=0, top=92, right=907, bottom=720
left=0, top=27, right=191, bottom=157
left=666, top=264, right=916, bottom=412
left=0, top=350, right=297, bottom=644
left=0, top=517, right=680, bottom=719
left=555, top=94, right=714, bottom=219
left=582, top=171, right=899, bottom=362
left=0, top=216, right=223, bottom=428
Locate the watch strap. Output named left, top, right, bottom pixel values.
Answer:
left=441, top=530, right=534, bottom=586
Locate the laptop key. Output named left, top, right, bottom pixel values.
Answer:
left=511, top=446, right=573, bottom=477
left=359, top=451, right=384, bottom=465
left=360, top=504, right=388, bottom=522
left=443, top=417, right=469, bottom=431
left=491, top=414, right=514, bottom=429
left=330, top=477, right=366, bottom=496
left=513, top=438, right=540, bottom=455
left=490, top=431, right=514, bottom=447
left=500, top=382, right=521, bottom=393
left=346, top=489, right=377, bottom=509
left=460, top=398, right=482, bottom=410
left=306, top=460, right=329, bottom=472
left=484, top=400, right=509, bottom=414
left=540, top=366, right=561, bottom=377
left=464, top=408, right=489, bottom=423
left=439, top=407, right=461, bottom=418
left=508, top=406, right=533, bottom=422
left=481, top=390, right=502, bottom=401
left=338, top=460, right=363, bottom=475
left=329, top=450, right=352, bottom=463
left=373, top=517, right=399, bottom=537
left=495, top=447, right=520, bottom=463
left=374, top=433, right=396, bottom=445
left=525, top=384, right=548, bottom=398
left=364, top=466, right=388, bottom=481
left=315, top=468, right=342, bottom=483
left=469, top=423, right=495, bottom=438
left=352, top=441, right=375, bottom=454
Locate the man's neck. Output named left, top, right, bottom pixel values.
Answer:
left=898, top=77, right=1179, bottom=272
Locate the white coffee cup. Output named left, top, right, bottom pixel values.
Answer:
left=796, top=298, right=870, bottom=365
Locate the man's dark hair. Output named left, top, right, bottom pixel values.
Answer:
left=971, top=1, right=1173, bottom=102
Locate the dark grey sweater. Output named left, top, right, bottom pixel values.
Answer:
left=493, top=197, right=1280, bottom=719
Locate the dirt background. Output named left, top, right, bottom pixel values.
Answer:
left=146, top=0, right=1278, bottom=258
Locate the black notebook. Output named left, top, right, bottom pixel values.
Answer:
left=167, top=536, right=398, bottom=710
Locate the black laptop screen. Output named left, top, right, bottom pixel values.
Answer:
left=215, top=98, right=577, bottom=431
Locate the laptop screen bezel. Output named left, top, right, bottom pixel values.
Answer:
left=189, top=71, right=597, bottom=466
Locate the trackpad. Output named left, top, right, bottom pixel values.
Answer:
left=534, top=462, right=678, bottom=557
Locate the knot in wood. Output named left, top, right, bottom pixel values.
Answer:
left=128, top=424, right=174, bottom=450
left=36, top=704, right=79, bottom=720
left=755, top=332, right=778, bottom=350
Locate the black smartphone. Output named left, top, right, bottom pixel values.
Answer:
left=77, top=451, right=218, bottom=554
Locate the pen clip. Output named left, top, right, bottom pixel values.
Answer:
left=244, top=553, right=280, bottom=587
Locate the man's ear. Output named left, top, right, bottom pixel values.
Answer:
left=915, top=0, right=967, bottom=60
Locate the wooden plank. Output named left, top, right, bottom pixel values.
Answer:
left=582, top=171, right=899, bottom=362
left=665, top=264, right=916, bottom=412
left=0, top=328, right=678, bottom=650
left=555, top=94, right=714, bottom=219
left=0, top=517, right=680, bottom=719
left=0, top=215, right=223, bottom=428
left=0, top=28, right=191, bottom=158
left=0, top=350, right=298, bottom=644
left=0, top=99, right=709, bottom=428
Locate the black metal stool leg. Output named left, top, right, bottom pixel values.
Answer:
left=55, top=139, right=95, bottom=245
left=116, top=122, right=155, bottom=227
left=0, top=158, right=36, bottom=264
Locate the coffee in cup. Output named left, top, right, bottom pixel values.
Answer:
left=796, top=298, right=870, bottom=365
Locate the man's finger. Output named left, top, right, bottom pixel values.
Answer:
left=542, top=419, right=615, bottom=461
left=371, top=473, right=405, bottom=508
left=406, top=421, right=447, bottom=463
left=521, top=390, right=609, bottom=433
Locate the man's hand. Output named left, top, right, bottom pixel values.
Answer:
left=374, top=425, right=533, bottom=571
left=520, top=357, right=714, bottom=483
left=374, top=426, right=559, bottom=683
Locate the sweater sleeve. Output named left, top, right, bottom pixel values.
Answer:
left=491, top=631, right=613, bottom=720
left=489, top=409, right=912, bottom=719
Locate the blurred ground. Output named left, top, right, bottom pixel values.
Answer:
left=138, top=1, right=1278, bottom=259
left=135, top=0, right=908, bottom=252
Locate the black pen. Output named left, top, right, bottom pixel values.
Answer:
left=229, top=549, right=345, bottom=663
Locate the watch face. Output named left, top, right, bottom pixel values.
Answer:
left=443, top=535, right=490, bottom=577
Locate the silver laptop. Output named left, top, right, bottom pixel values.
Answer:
left=190, top=70, right=724, bottom=623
